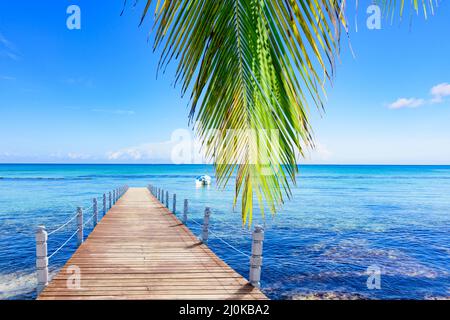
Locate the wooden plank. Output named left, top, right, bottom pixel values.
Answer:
left=38, top=187, right=267, bottom=300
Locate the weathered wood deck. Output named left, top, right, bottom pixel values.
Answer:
left=38, top=187, right=267, bottom=300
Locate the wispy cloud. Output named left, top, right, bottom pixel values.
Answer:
left=49, top=152, right=92, bottom=161
left=431, top=83, right=450, bottom=103
left=92, top=108, right=136, bottom=115
left=107, top=129, right=205, bottom=163
left=0, top=75, right=16, bottom=81
left=107, top=141, right=174, bottom=162
left=0, top=31, right=21, bottom=61
left=67, top=152, right=92, bottom=160
left=389, top=82, right=450, bottom=109
left=388, top=98, right=425, bottom=109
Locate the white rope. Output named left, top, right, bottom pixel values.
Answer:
left=48, top=229, right=79, bottom=260
left=83, top=214, right=94, bottom=227
left=47, top=213, right=78, bottom=236
left=188, top=217, right=203, bottom=227
left=209, top=229, right=251, bottom=258
left=186, top=217, right=251, bottom=258
left=83, top=204, right=94, bottom=212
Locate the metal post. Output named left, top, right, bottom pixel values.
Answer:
left=109, top=192, right=112, bottom=209
left=201, top=207, right=211, bottom=242
left=183, top=199, right=188, bottom=224
left=103, top=193, right=106, bottom=215
left=35, top=226, right=48, bottom=294
left=93, top=198, right=98, bottom=226
left=249, top=225, right=264, bottom=288
left=173, top=194, right=176, bottom=213
left=77, top=207, right=84, bottom=245
left=165, top=191, right=169, bottom=207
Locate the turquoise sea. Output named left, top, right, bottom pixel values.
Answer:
left=0, top=164, right=449, bottom=300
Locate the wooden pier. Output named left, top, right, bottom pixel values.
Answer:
left=38, top=187, right=267, bottom=300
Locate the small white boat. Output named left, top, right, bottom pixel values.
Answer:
left=195, top=175, right=211, bottom=187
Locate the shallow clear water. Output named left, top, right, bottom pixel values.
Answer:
left=0, top=164, right=449, bottom=300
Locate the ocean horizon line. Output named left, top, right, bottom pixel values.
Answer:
left=0, top=162, right=450, bottom=166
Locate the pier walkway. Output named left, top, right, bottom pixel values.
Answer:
left=37, top=187, right=267, bottom=300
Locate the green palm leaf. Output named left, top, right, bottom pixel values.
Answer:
left=134, top=0, right=435, bottom=226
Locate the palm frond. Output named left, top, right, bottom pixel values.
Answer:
left=375, top=0, right=436, bottom=18
left=135, top=0, right=436, bottom=226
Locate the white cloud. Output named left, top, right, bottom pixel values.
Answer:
left=430, top=83, right=450, bottom=103
left=0, top=31, right=21, bottom=61
left=389, top=82, right=450, bottom=109
left=314, top=142, right=333, bottom=160
left=388, top=98, right=425, bottom=109
left=67, top=152, right=92, bottom=160
left=107, top=129, right=206, bottom=163
left=298, top=141, right=333, bottom=163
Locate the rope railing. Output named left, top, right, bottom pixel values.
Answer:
left=47, top=213, right=78, bottom=236
left=35, top=185, right=129, bottom=294
left=48, top=229, right=79, bottom=260
left=147, top=184, right=264, bottom=289
left=208, top=229, right=251, bottom=259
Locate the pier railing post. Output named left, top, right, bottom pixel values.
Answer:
left=173, top=194, right=176, bottom=213
left=166, top=191, right=169, bottom=207
left=201, top=207, right=211, bottom=242
left=103, top=193, right=106, bottom=215
left=77, top=207, right=84, bottom=245
left=183, top=199, right=188, bottom=224
left=109, top=192, right=112, bottom=209
left=113, top=190, right=116, bottom=204
left=35, top=225, right=48, bottom=294
left=249, top=225, right=264, bottom=288
left=93, top=198, right=98, bottom=226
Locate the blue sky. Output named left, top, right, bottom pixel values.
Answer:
left=0, top=1, right=449, bottom=164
